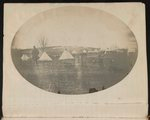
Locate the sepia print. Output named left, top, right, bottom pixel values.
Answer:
left=11, top=6, right=138, bottom=94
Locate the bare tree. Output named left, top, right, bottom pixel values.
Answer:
left=38, top=36, right=48, bottom=52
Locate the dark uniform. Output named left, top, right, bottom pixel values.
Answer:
left=32, top=46, right=39, bottom=64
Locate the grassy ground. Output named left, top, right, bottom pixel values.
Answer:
left=11, top=48, right=136, bottom=94
left=14, top=60, right=131, bottom=94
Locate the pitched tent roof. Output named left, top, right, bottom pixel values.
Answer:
left=59, top=50, right=74, bottom=60
left=83, top=50, right=87, bottom=53
left=38, top=52, right=52, bottom=61
left=21, top=54, right=29, bottom=61
left=72, top=50, right=77, bottom=54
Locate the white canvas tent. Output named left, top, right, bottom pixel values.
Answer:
left=83, top=50, right=87, bottom=53
left=59, top=50, right=74, bottom=60
left=72, top=50, right=77, bottom=54
left=38, top=52, right=52, bottom=61
left=21, top=54, right=29, bottom=61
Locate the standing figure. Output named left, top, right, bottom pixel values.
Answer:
left=32, top=46, right=39, bottom=64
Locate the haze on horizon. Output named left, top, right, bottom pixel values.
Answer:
left=12, top=6, right=137, bottom=51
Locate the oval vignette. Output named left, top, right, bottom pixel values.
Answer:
left=11, top=6, right=138, bottom=95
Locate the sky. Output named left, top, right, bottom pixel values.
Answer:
left=12, top=6, right=137, bottom=51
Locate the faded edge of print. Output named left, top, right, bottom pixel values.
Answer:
left=11, top=6, right=138, bottom=94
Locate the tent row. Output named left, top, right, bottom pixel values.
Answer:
left=21, top=50, right=74, bottom=61
left=21, top=48, right=102, bottom=61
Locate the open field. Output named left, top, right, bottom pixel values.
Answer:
left=11, top=47, right=137, bottom=94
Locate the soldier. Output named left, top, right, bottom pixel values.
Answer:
left=32, top=46, right=39, bottom=64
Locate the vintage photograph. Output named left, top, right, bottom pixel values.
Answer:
left=11, top=6, right=138, bottom=94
